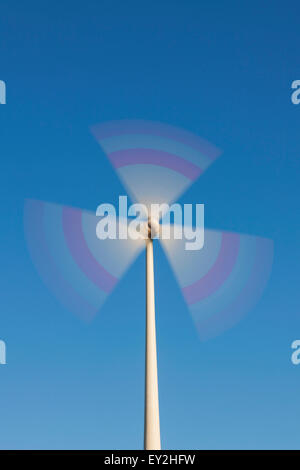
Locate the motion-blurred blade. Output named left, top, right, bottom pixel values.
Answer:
left=91, top=120, right=221, bottom=211
left=160, top=226, right=274, bottom=340
left=24, top=199, right=145, bottom=320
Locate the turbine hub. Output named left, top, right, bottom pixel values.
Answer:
left=147, top=217, right=159, bottom=239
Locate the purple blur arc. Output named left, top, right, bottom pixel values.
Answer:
left=196, top=237, right=274, bottom=340
left=62, top=206, right=117, bottom=293
left=108, top=148, right=202, bottom=180
left=182, top=232, right=240, bottom=304
left=24, top=199, right=97, bottom=320
left=91, top=120, right=221, bottom=161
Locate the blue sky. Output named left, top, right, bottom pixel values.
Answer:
left=0, top=0, right=300, bottom=449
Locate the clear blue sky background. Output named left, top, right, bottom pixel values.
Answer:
left=0, top=0, right=300, bottom=449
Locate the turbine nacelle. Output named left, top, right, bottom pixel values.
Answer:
left=146, top=217, right=160, bottom=239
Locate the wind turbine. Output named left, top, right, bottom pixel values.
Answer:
left=24, top=119, right=273, bottom=449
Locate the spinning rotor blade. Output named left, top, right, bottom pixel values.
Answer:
left=91, top=120, right=221, bottom=211
left=24, top=199, right=144, bottom=320
left=160, top=226, right=273, bottom=340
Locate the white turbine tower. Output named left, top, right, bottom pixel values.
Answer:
left=24, top=119, right=274, bottom=450
left=144, top=219, right=161, bottom=449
